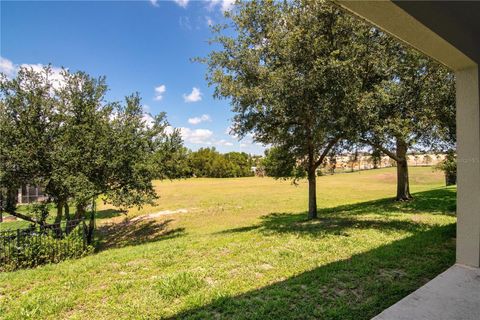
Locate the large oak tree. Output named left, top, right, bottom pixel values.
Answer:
left=203, top=0, right=387, bottom=218
left=0, top=66, right=184, bottom=231
left=358, top=48, right=455, bottom=200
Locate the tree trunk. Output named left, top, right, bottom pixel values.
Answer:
left=6, top=187, right=17, bottom=213
left=67, top=203, right=86, bottom=232
left=54, top=200, right=64, bottom=237
left=396, top=139, right=412, bottom=201
left=307, top=166, right=317, bottom=219
left=64, top=202, right=70, bottom=221
left=74, top=203, right=86, bottom=220
left=65, top=202, right=72, bottom=234
left=87, top=209, right=95, bottom=245
left=445, top=172, right=457, bottom=186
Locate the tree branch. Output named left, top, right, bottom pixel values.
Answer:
left=4, top=210, right=43, bottom=225
left=360, top=138, right=400, bottom=162
left=314, top=137, right=341, bottom=169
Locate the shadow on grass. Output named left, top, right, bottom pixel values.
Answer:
left=171, top=224, right=456, bottom=320
left=188, top=188, right=457, bottom=319
left=95, top=209, right=127, bottom=220
left=96, top=218, right=185, bottom=250
left=320, top=187, right=456, bottom=216
left=220, top=188, right=456, bottom=237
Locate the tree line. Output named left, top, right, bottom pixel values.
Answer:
left=160, top=146, right=258, bottom=179
left=202, top=0, right=455, bottom=219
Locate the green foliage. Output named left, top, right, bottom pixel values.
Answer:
left=0, top=67, right=57, bottom=204
left=358, top=46, right=456, bottom=157
left=203, top=0, right=386, bottom=170
left=188, top=147, right=254, bottom=178
left=0, top=224, right=93, bottom=272
left=30, top=203, right=50, bottom=225
left=437, top=152, right=456, bottom=175
left=436, top=151, right=456, bottom=186
left=224, top=152, right=255, bottom=177
left=262, top=146, right=305, bottom=179
left=0, top=66, right=184, bottom=221
left=202, top=0, right=390, bottom=217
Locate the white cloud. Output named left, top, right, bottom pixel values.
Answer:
left=205, top=16, right=214, bottom=26
left=225, top=125, right=240, bottom=138
left=142, top=113, right=155, bottom=128
left=179, top=127, right=213, bottom=144
left=0, top=57, right=16, bottom=77
left=220, top=0, right=235, bottom=12
left=174, top=0, right=189, bottom=8
left=150, top=0, right=159, bottom=7
left=0, top=57, right=65, bottom=89
left=216, top=139, right=233, bottom=146
left=208, top=0, right=235, bottom=12
left=240, top=143, right=247, bottom=148
left=188, top=114, right=211, bottom=125
left=165, top=125, right=175, bottom=135
left=21, top=63, right=66, bottom=89
left=179, top=16, right=192, bottom=30
left=183, top=87, right=202, bottom=103
left=154, top=84, right=166, bottom=101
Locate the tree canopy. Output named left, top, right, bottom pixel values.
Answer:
left=0, top=66, right=184, bottom=225
left=203, top=0, right=388, bottom=218
left=358, top=47, right=455, bottom=200
left=187, top=147, right=254, bottom=178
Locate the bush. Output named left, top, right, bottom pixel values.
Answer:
left=0, top=224, right=93, bottom=272
left=436, top=151, right=456, bottom=186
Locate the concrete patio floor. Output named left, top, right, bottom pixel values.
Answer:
left=372, top=264, right=480, bottom=320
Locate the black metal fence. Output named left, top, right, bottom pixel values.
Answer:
left=0, top=219, right=92, bottom=272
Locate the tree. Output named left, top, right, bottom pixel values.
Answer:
left=371, top=147, right=382, bottom=169
left=436, top=151, right=456, bottom=186
left=202, top=0, right=386, bottom=218
left=187, top=148, right=254, bottom=178
left=424, top=154, right=433, bottom=166
left=151, top=144, right=191, bottom=179
left=224, top=152, right=254, bottom=177
left=0, top=67, right=183, bottom=231
left=188, top=147, right=220, bottom=177
left=359, top=48, right=455, bottom=200
left=0, top=66, right=58, bottom=225
left=262, top=146, right=304, bottom=179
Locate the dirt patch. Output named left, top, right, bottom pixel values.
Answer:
left=411, top=214, right=426, bottom=222
left=131, top=209, right=189, bottom=222
left=2, top=216, right=17, bottom=222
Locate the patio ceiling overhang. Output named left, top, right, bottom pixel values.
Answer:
left=336, top=0, right=479, bottom=70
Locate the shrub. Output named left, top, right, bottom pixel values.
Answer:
left=0, top=224, right=93, bottom=272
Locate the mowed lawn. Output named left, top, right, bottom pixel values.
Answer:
left=0, top=167, right=456, bottom=320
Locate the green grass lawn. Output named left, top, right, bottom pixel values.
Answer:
left=0, top=167, right=456, bottom=319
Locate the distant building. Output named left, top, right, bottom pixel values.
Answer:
left=321, top=153, right=447, bottom=173
left=17, top=185, right=47, bottom=204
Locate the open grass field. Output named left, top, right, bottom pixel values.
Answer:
left=0, top=167, right=456, bottom=319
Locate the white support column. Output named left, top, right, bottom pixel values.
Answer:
left=456, top=65, right=480, bottom=267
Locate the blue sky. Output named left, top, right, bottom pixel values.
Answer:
left=0, top=0, right=264, bottom=154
